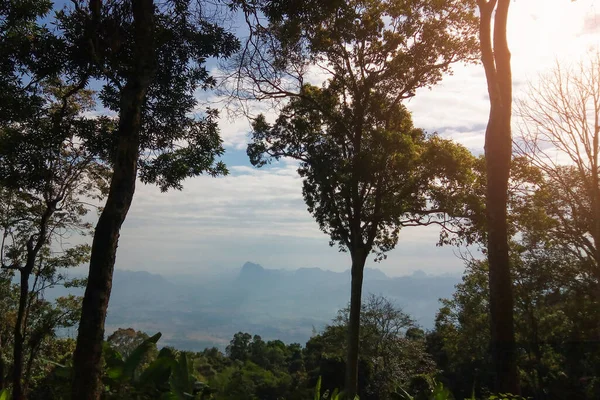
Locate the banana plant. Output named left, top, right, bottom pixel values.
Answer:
left=394, top=379, right=453, bottom=400
left=104, top=332, right=203, bottom=399
left=49, top=332, right=205, bottom=399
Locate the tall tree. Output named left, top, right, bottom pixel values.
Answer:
left=431, top=251, right=597, bottom=399
left=0, top=2, right=110, bottom=393
left=62, top=0, right=239, bottom=397
left=516, top=51, right=600, bottom=340
left=0, top=84, right=110, bottom=400
left=0, top=0, right=64, bottom=123
left=69, top=1, right=158, bottom=397
left=233, top=1, right=479, bottom=395
left=477, top=0, right=518, bottom=393
left=249, top=89, right=477, bottom=397
left=0, top=271, right=84, bottom=399
left=332, top=295, right=434, bottom=399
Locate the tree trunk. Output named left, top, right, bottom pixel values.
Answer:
left=11, top=202, right=54, bottom=400
left=486, top=114, right=518, bottom=394
left=478, top=0, right=519, bottom=394
left=71, top=1, right=155, bottom=399
left=0, top=354, right=4, bottom=390
left=11, top=271, right=29, bottom=400
left=593, top=101, right=600, bottom=343
left=0, top=342, right=4, bottom=390
left=594, top=261, right=600, bottom=341
left=23, top=330, right=43, bottom=396
left=345, top=248, right=367, bottom=398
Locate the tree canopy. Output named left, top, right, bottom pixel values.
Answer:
left=249, top=86, right=476, bottom=257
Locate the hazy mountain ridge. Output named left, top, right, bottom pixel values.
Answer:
left=49, top=262, right=461, bottom=351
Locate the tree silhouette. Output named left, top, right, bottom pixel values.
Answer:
left=232, top=1, right=479, bottom=395
left=477, top=0, right=518, bottom=393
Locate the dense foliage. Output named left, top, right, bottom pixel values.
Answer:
left=2, top=297, right=436, bottom=399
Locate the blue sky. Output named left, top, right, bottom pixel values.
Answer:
left=61, top=1, right=600, bottom=277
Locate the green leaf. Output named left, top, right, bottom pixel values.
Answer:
left=393, top=388, right=414, bottom=400
left=103, top=341, right=124, bottom=368
left=331, top=388, right=339, bottom=399
left=107, top=365, right=124, bottom=380
left=432, top=381, right=452, bottom=400
left=42, top=359, right=67, bottom=368
left=314, top=376, right=322, bottom=400
left=169, top=351, right=195, bottom=399
left=137, top=353, right=175, bottom=387
left=0, top=389, right=8, bottom=400
left=122, top=332, right=162, bottom=379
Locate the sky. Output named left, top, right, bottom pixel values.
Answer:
left=94, top=0, right=600, bottom=278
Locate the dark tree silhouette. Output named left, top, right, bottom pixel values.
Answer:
left=54, top=1, right=240, bottom=398
left=477, top=0, right=519, bottom=394
left=231, top=1, right=479, bottom=395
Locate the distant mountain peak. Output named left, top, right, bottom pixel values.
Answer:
left=364, top=268, right=388, bottom=280
left=241, top=261, right=264, bottom=271
left=410, top=270, right=428, bottom=278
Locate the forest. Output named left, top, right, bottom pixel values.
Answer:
left=1, top=0, right=599, bottom=399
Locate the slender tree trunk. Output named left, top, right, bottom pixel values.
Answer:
left=11, top=271, right=29, bottom=400
left=0, top=352, right=4, bottom=391
left=596, top=267, right=600, bottom=322
left=593, top=96, right=600, bottom=343
left=345, top=248, right=367, bottom=398
left=0, top=340, right=4, bottom=390
left=71, top=1, right=155, bottom=398
left=23, top=331, right=43, bottom=396
left=11, top=202, right=54, bottom=400
left=592, top=123, right=600, bottom=341
left=486, top=114, right=518, bottom=394
left=478, top=0, right=519, bottom=394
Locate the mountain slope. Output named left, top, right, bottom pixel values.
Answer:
left=48, top=262, right=460, bottom=350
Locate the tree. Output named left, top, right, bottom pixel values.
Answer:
left=336, top=295, right=435, bottom=400
left=305, top=294, right=435, bottom=400
left=427, top=156, right=599, bottom=397
left=431, top=252, right=599, bottom=399
left=249, top=88, right=476, bottom=396
left=226, top=332, right=253, bottom=362
left=0, top=2, right=106, bottom=398
left=217, top=333, right=306, bottom=400
left=232, top=1, right=479, bottom=396
left=0, top=282, right=83, bottom=399
left=107, top=328, right=157, bottom=363
left=0, top=270, right=18, bottom=390
left=0, top=81, right=110, bottom=400
left=427, top=261, right=494, bottom=398
left=476, top=0, right=518, bottom=393
left=516, top=51, right=600, bottom=340
left=0, top=0, right=65, bottom=123
left=57, top=1, right=239, bottom=398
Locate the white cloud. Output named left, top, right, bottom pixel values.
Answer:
left=111, top=0, right=599, bottom=278
left=113, top=155, right=465, bottom=276
left=406, top=0, right=600, bottom=151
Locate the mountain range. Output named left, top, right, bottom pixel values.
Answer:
left=50, top=262, right=461, bottom=351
